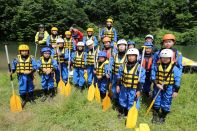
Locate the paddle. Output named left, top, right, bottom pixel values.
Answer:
left=5, top=44, right=22, bottom=112
left=65, top=49, right=72, bottom=97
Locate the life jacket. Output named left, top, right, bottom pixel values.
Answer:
left=86, top=36, right=94, bottom=41
left=104, top=27, right=114, bottom=40
left=38, top=32, right=44, bottom=41
left=103, top=48, right=112, bottom=59
left=87, top=50, right=95, bottom=66
left=121, top=63, right=139, bottom=88
left=112, top=54, right=126, bottom=74
left=39, top=57, right=53, bottom=74
left=64, top=38, right=73, bottom=50
left=50, top=35, right=58, bottom=47
left=96, top=60, right=109, bottom=77
left=156, top=62, right=175, bottom=85
left=16, top=55, right=33, bottom=74
left=73, top=52, right=85, bottom=68
left=54, top=48, right=68, bottom=64
left=142, top=56, right=153, bottom=71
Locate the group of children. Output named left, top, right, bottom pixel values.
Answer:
left=11, top=24, right=182, bottom=124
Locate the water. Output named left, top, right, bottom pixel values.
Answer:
left=0, top=42, right=197, bottom=72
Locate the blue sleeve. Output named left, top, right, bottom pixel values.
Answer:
left=117, top=65, right=124, bottom=79
left=71, top=52, right=75, bottom=63
left=93, top=36, right=98, bottom=47
left=173, top=66, right=182, bottom=87
left=100, top=28, right=105, bottom=38
left=104, top=64, right=111, bottom=77
left=11, top=59, right=18, bottom=73
left=82, top=36, right=86, bottom=45
left=64, top=49, right=69, bottom=60
left=72, top=39, right=76, bottom=51
left=46, top=36, right=50, bottom=46
left=152, top=51, right=160, bottom=67
left=52, top=59, right=58, bottom=70
left=31, top=58, right=37, bottom=70
left=137, top=66, right=146, bottom=84
left=151, top=63, right=158, bottom=81
left=37, top=60, right=42, bottom=69
left=113, top=28, right=118, bottom=42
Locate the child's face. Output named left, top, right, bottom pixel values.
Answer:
left=88, top=45, right=93, bottom=49
left=128, top=45, right=134, bottom=49
left=59, top=43, right=64, bottom=48
left=145, top=47, right=153, bottom=54
left=118, top=44, right=126, bottom=52
left=87, top=31, right=93, bottom=36
left=66, top=35, right=71, bottom=38
left=20, top=50, right=29, bottom=56
left=43, top=52, right=50, bottom=58
left=163, top=40, right=174, bottom=49
left=99, top=57, right=105, bottom=62
left=104, top=41, right=110, bottom=48
left=145, top=38, right=153, bottom=42
left=106, top=22, right=112, bottom=27
left=51, top=30, right=58, bottom=35
left=161, top=57, right=171, bottom=64
left=39, top=28, right=44, bottom=32
left=77, top=46, right=84, bottom=51
left=127, top=55, right=137, bottom=62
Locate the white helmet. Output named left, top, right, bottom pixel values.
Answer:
left=56, top=38, right=64, bottom=43
left=126, top=48, right=139, bottom=59
left=86, top=39, right=94, bottom=46
left=160, top=49, right=173, bottom=58
left=145, top=34, right=154, bottom=40
left=77, top=41, right=85, bottom=46
left=117, top=39, right=127, bottom=46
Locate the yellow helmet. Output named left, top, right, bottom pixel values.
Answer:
left=18, top=44, right=29, bottom=51
left=51, top=27, right=58, bottom=31
left=65, top=31, right=71, bottom=35
left=106, top=18, right=113, bottom=23
left=87, top=28, right=94, bottom=32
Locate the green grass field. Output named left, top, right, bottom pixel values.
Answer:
left=0, top=73, right=197, bottom=131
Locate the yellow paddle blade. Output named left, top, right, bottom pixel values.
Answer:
left=135, top=128, right=139, bottom=131
left=58, top=79, right=65, bottom=94
left=10, top=91, right=22, bottom=112
left=95, top=84, right=101, bottom=103
left=126, top=101, right=138, bottom=128
left=84, top=72, right=88, bottom=82
left=102, top=91, right=111, bottom=112
left=65, top=80, right=71, bottom=97
left=87, top=84, right=95, bottom=102
left=139, top=123, right=150, bottom=131
left=145, top=99, right=155, bottom=116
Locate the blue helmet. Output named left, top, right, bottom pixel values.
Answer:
left=144, top=42, right=153, bottom=48
left=98, top=51, right=107, bottom=58
left=127, top=40, right=135, bottom=45
left=41, top=47, right=51, bottom=54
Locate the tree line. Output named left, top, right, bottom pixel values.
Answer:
left=0, top=0, right=196, bottom=45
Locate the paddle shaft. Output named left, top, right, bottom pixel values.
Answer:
left=138, top=46, right=146, bottom=82
left=34, top=43, right=38, bottom=59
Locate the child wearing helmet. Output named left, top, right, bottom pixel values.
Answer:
left=85, top=39, right=98, bottom=87
left=11, top=44, right=37, bottom=108
left=116, top=48, right=146, bottom=118
left=110, top=39, right=127, bottom=108
left=100, top=18, right=118, bottom=47
left=35, top=24, right=49, bottom=46
left=71, top=42, right=87, bottom=91
left=153, top=34, right=183, bottom=72
left=83, top=28, right=98, bottom=49
left=141, top=42, right=154, bottom=96
left=37, top=47, right=58, bottom=102
left=64, top=31, right=76, bottom=52
left=127, top=40, right=136, bottom=49
left=46, top=27, right=59, bottom=56
left=94, top=51, right=111, bottom=98
left=151, top=49, right=181, bottom=124
left=102, top=36, right=117, bottom=59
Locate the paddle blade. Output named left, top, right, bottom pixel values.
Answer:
left=108, top=83, right=113, bottom=97
left=95, top=84, right=101, bottom=103
left=145, top=99, right=155, bottom=116
left=102, top=91, right=111, bottom=112
left=58, top=79, right=65, bottom=94
left=139, top=123, right=150, bottom=131
left=126, top=101, right=138, bottom=128
left=87, top=84, right=95, bottom=102
left=84, top=72, right=88, bottom=82
left=65, top=81, right=71, bottom=97
left=10, top=91, right=22, bottom=112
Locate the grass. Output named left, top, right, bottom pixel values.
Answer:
left=0, top=73, right=197, bottom=131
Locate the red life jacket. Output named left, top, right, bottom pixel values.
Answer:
left=142, top=56, right=153, bottom=71
left=103, top=48, right=112, bottom=59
